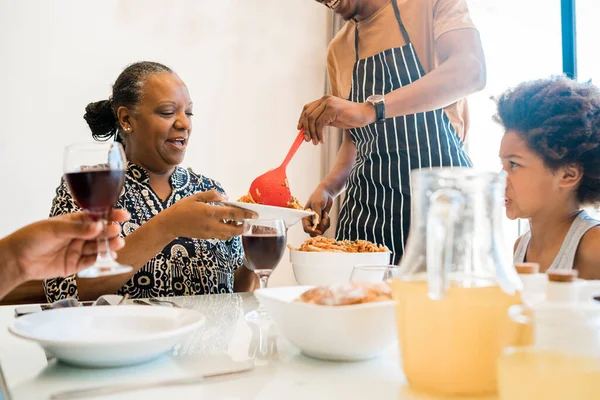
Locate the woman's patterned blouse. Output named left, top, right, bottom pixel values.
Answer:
left=43, top=163, right=244, bottom=302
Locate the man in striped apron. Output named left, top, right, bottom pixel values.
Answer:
left=300, top=0, right=486, bottom=264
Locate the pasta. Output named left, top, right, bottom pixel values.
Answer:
left=296, top=282, right=392, bottom=306
left=237, top=191, right=305, bottom=211
left=289, top=236, right=389, bottom=253
left=237, top=192, right=257, bottom=204
left=287, top=196, right=304, bottom=210
left=237, top=189, right=319, bottom=228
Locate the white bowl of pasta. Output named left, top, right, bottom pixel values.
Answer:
left=289, top=237, right=391, bottom=285
left=254, top=284, right=397, bottom=361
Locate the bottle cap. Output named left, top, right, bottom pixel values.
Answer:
left=547, top=270, right=578, bottom=283
left=515, top=262, right=540, bottom=275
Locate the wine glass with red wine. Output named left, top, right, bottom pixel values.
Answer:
left=242, top=219, right=286, bottom=322
left=63, top=142, right=132, bottom=278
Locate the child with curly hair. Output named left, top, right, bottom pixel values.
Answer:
left=496, top=76, right=600, bottom=279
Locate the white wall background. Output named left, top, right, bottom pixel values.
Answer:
left=0, top=0, right=329, bottom=287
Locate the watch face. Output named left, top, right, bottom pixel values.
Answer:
left=367, top=94, right=385, bottom=104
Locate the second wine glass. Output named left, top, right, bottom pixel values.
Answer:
left=242, top=219, right=286, bottom=322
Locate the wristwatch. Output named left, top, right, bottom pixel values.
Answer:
left=366, top=94, right=385, bottom=123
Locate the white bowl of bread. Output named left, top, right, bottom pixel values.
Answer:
left=254, top=283, right=397, bottom=361
left=289, top=237, right=392, bottom=285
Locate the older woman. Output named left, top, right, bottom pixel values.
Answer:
left=44, top=62, right=256, bottom=302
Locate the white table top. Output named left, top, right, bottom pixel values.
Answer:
left=0, top=293, right=496, bottom=400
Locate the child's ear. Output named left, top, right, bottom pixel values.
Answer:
left=558, top=164, right=583, bottom=188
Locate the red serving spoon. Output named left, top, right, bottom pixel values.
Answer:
left=249, top=128, right=305, bottom=207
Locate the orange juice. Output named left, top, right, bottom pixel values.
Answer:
left=498, top=349, right=600, bottom=400
left=391, top=280, right=521, bottom=395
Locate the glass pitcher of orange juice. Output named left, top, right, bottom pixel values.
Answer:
left=499, top=302, right=600, bottom=399
left=391, top=168, right=523, bottom=396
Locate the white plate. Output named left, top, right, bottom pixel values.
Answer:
left=222, top=201, right=313, bottom=227
left=9, top=305, right=205, bottom=368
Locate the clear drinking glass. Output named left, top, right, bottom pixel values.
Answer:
left=350, top=265, right=399, bottom=282
left=242, top=219, right=286, bottom=322
left=63, top=142, right=132, bottom=278
left=499, top=302, right=600, bottom=399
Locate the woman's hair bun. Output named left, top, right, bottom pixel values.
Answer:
left=84, top=99, right=117, bottom=141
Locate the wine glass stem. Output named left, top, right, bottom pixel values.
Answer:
left=258, top=325, right=269, bottom=356
left=95, top=219, right=114, bottom=267
left=258, top=274, right=270, bottom=290
left=255, top=273, right=270, bottom=316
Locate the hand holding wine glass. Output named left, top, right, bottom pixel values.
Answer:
left=63, top=142, right=131, bottom=278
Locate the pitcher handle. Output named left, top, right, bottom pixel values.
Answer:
left=506, top=304, right=534, bottom=348
left=426, top=189, right=463, bottom=300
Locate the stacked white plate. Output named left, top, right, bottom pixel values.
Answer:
left=9, top=305, right=205, bottom=367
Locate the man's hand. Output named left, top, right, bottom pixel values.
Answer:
left=302, top=186, right=334, bottom=236
left=3, top=209, right=129, bottom=282
left=297, top=95, right=376, bottom=145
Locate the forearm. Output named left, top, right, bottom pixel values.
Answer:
left=76, top=212, right=175, bottom=300
left=0, top=237, right=24, bottom=300
left=319, top=131, right=357, bottom=197
left=385, top=54, right=486, bottom=118
left=234, top=265, right=258, bottom=292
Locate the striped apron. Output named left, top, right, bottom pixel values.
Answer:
left=336, top=0, right=472, bottom=264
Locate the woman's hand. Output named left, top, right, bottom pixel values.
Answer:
left=162, top=190, right=256, bottom=240
left=302, top=186, right=334, bottom=237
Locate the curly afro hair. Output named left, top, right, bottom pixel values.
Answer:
left=495, top=75, right=600, bottom=206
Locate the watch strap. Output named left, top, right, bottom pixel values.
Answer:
left=374, top=101, right=385, bottom=122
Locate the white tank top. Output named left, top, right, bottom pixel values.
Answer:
left=513, top=210, right=600, bottom=271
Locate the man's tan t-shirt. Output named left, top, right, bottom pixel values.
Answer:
left=327, top=0, right=477, bottom=140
